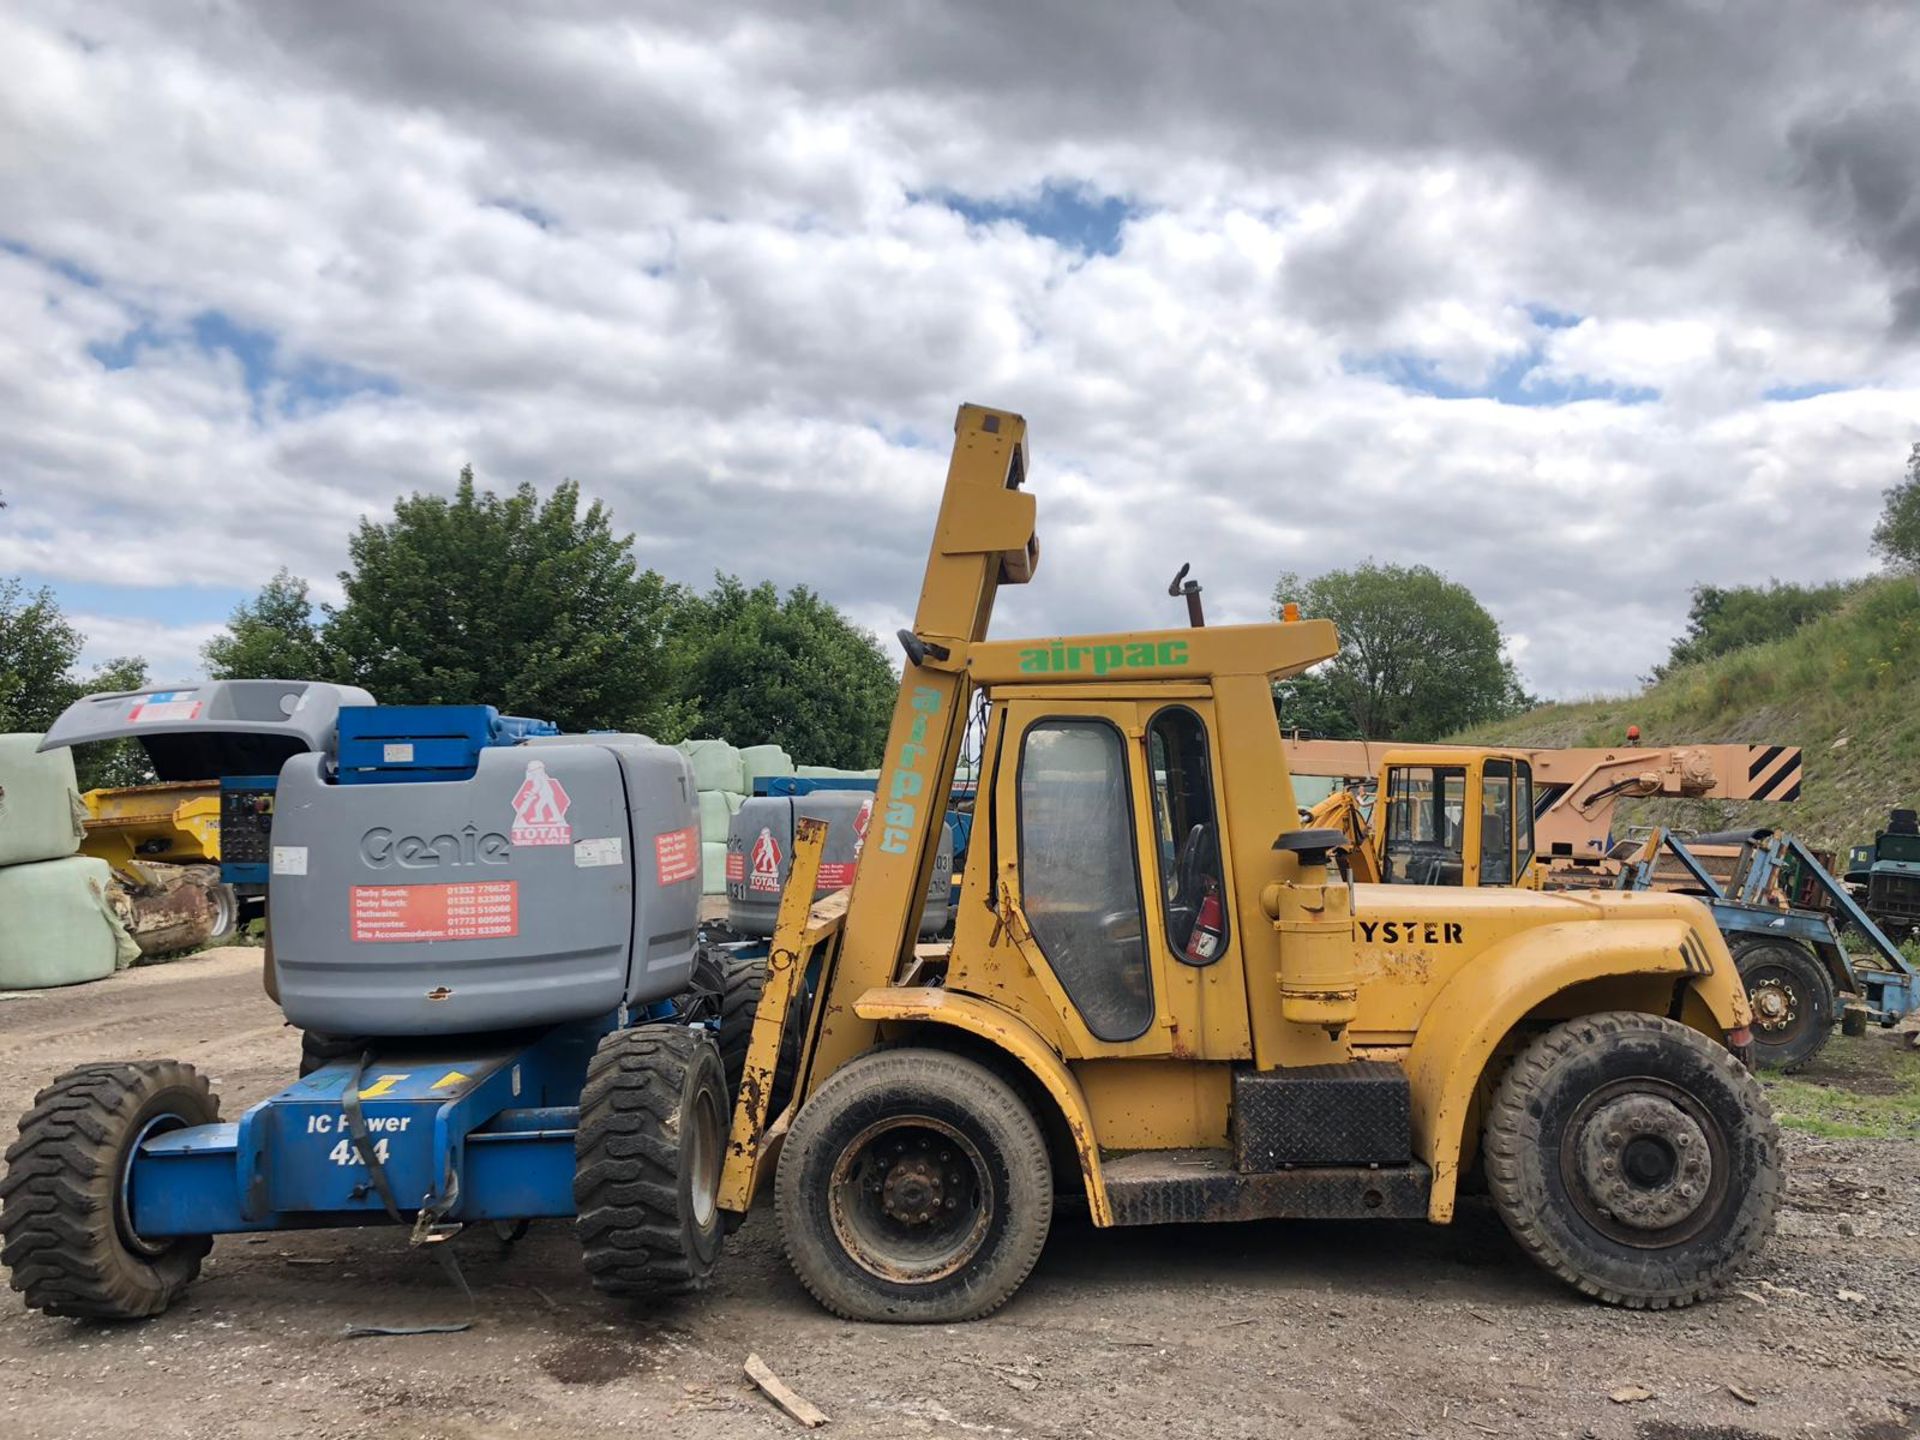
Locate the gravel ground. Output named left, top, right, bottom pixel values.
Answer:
left=2, top=947, right=1917, bottom=1440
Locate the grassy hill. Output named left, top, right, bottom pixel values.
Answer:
left=1453, top=576, right=1920, bottom=852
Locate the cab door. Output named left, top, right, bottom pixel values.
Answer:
left=991, top=694, right=1252, bottom=1061
left=996, top=698, right=1166, bottom=1057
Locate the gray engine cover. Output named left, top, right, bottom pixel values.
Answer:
left=270, top=739, right=699, bottom=1037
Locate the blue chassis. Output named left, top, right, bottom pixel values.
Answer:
left=132, top=1019, right=610, bottom=1238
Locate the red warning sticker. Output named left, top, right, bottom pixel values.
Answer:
left=725, top=849, right=745, bottom=883
left=350, top=882, right=519, bottom=943
left=653, top=825, right=699, bottom=885
left=818, top=861, right=857, bottom=889
left=747, top=826, right=783, bottom=893
left=129, top=691, right=203, bottom=724
left=510, top=761, right=572, bottom=846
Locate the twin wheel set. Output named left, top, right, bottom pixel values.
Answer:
left=1, top=984, right=1781, bottom=1325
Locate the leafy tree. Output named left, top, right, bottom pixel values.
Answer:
left=1271, top=563, right=1531, bottom=740
left=1654, top=578, right=1858, bottom=677
left=1273, top=669, right=1362, bottom=739
left=0, top=578, right=152, bottom=789
left=202, top=569, right=332, bottom=680
left=321, top=468, right=686, bottom=733
left=1873, top=442, right=1920, bottom=574
left=671, top=576, right=896, bottom=767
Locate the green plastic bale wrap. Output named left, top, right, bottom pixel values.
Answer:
left=0, top=734, right=87, bottom=868
left=739, top=744, right=794, bottom=787
left=677, top=739, right=745, bottom=793
left=0, top=855, right=140, bottom=990
left=701, top=840, right=729, bottom=896
left=795, top=765, right=882, bottom=780
left=697, top=789, right=733, bottom=842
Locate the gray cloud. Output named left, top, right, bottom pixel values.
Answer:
left=3, top=2, right=1919, bottom=699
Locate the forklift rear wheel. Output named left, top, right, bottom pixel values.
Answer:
left=1484, top=1012, right=1781, bottom=1309
left=1732, top=940, right=1834, bottom=1072
left=574, top=1025, right=728, bottom=1299
left=0, top=1061, right=219, bottom=1320
left=776, top=1048, right=1052, bottom=1323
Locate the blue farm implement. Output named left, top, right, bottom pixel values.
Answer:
left=1618, top=827, right=1919, bottom=1070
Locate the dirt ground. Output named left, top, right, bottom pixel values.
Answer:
left=2, top=947, right=1917, bottom=1440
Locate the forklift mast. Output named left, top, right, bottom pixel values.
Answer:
left=804, top=405, right=1040, bottom=1084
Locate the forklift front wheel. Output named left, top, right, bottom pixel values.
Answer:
left=574, top=1025, right=728, bottom=1299
left=0, top=1061, right=219, bottom=1320
left=776, top=1048, right=1053, bottom=1323
left=1484, top=1012, right=1782, bottom=1309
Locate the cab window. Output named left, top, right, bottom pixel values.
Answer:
left=1147, top=708, right=1228, bottom=965
left=1381, top=765, right=1466, bottom=885
left=1017, top=720, right=1153, bottom=1041
left=1514, top=762, right=1535, bottom=875
left=1480, top=759, right=1514, bottom=885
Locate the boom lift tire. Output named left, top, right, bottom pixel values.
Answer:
left=0, top=1061, right=219, bottom=1320
left=574, top=1025, right=728, bottom=1300
left=691, top=947, right=768, bottom=1098
left=1729, top=938, right=1833, bottom=1073
left=776, top=1048, right=1052, bottom=1324
left=298, top=1030, right=369, bottom=1078
left=1484, top=1012, right=1780, bottom=1309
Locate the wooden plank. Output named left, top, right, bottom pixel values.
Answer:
left=744, top=1353, right=829, bottom=1428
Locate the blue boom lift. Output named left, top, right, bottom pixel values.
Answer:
left=1, top=689, right=754, bottom=1319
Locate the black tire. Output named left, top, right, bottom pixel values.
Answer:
left=0, top=1061, right=219, bottom=1319
left=776, top=1047, right=1052, bottom=1323
left=574, top=1025, right=728, bottom=1300
left=205, top=884, right=240, bottom=947
left=1484, top=1012, right=1781, bottom=1310
left=1732, top=939, right=1834, bottom=1072
left=692, top=948, right=768, bottom=1098
left=298, top=1030, right=368, bottom=1079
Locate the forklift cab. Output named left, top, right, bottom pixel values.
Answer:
left=1376, top=748, right=1536, bottom=888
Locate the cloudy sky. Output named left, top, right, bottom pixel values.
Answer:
left=3, top=2, right=1918, bottom=699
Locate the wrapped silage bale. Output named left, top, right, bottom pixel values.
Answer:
left=0, top=734, right=87, bottom=868
left=0, top=855, right=139, bottom=990
left=739, top=744, right=794, bottom=789
left=701, top=841, right=729, bottom=895
left=677, top=739, right=745, bottom=794
left=724, top=791, right=746, bottom=814
left=698, top=790, right=733, bottom=842
left=795, top=765, right=881, bottom=781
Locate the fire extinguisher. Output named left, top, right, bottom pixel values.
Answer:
left=1185, top=879, right=1225, bottom=963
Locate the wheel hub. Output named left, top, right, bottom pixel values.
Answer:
left=1576, top=1094, right=1712, bottom=1232
left=1749, top=977, right=1797, bottom=1032
left=881, top=1154, right=948, bottom=1225
left=829, top=1117, right=991, bottom=1285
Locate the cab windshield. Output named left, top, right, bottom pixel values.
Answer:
left=1380, top=765, right=1466, bottom=885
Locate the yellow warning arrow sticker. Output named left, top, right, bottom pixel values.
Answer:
left=356, top=1073, right=409, bottom=1099
left=430, top=1070, right=470, bottom=1091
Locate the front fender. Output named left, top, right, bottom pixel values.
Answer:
left=1405, top=915, right=1745, bottom=1223
left=853, top=987, right=1112, bottom=1225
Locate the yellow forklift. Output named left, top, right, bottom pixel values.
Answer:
left=706, top=404, right=1778, bottom=1321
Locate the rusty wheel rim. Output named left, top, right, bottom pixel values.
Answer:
left=1558, top=1076, right=1728, bottom=1249
left=1744, top=966, right=1806, bottom=1053
left=827, top=1115, right=992, bottom=1285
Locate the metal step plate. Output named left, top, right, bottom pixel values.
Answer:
left=1103, top=1148, right=1430, bottom=1226
left=1231, top=1060, right=1411, bottom=1169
